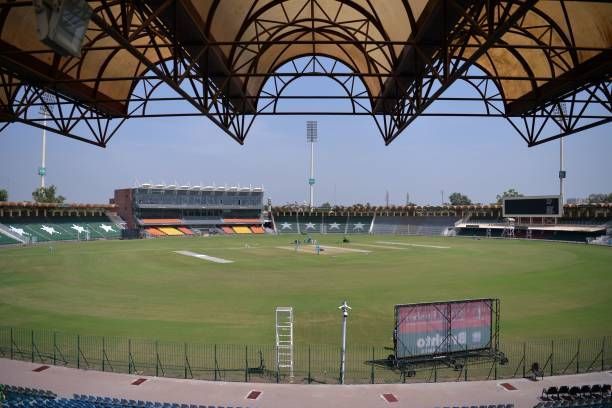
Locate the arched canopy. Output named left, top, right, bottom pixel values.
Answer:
left=165, top=0, right=611, bottom=114
left=0, top=1, right=172, bottom=116
left=0, top=0, right=609, bottom=146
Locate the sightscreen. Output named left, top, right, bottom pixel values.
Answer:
left=503, top=195, right=562, bottom=217
left=394, top=299, right=493, bottom=359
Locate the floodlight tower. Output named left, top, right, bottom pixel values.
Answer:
left=39, top=93, right=54, bottom=188
left=306, top=121, right=318, bottom=208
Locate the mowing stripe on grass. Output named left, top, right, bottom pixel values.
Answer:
left=276, top=245, right=371, bottom=255
left=376, top=241, right=450, bottom=249
left=320, top=245, right=370, bottom=253
left=173, top=250, right=234, bottom=263
left=350, top=243, right=406, bottom=250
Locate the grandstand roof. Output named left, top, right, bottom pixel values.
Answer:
left=0, top=1, right=609, bottom=146
left=135, top=183, right=264, bottom=192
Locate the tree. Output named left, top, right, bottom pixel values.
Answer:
left=32, top=185, right=65, bottom=203
left=496, top=188, right=523, bottom=204
left=587, top=193, right=612, bottom=203
left=320, top=202, right=331, bottom=209
left=448, top=192, right=472, bottom=205
left=0, top=189, right=7, bottom=202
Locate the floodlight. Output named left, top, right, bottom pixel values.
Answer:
left=35, top=0, right=92, bottom=57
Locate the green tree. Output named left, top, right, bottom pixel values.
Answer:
left=32, top=185, right=66, bottom=203
left=496, top=188, right=523, bottom=204
left=320, top=202, right=332, bottom=209
left=0, top=188, right=7, bottom=202
left=448, top=192, right=472, bottom=205
left=587, top=193, right=612, bottom=203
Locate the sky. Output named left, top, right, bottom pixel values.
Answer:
left=0, top=69, right=610, bottom=207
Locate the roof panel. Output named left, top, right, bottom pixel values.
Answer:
left=0, top=2, right=171, bottom=115
left=0, top=0, right=608, bottom=143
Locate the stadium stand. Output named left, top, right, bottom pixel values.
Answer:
left=232, top=226, right=252, bottom=234
left=0, top=385, right=250, bottom=408
left=0, top=232, right=20, bottom=245
left=535, top=383, right=612, bottom=408
left=275, top=214, right=373, bottom=234
left=0, top=216, right=122, bottom=242
left=272, top=203, right=612, bottom=241
left=177, top=227, right=194, bottom=235
left=114, top=185, right=265, bottom=237
left=371, top=216, right=458, bottom=236
left=145, top=227, right=165, bottom=237
left=250, top=226, right=265, bottom=234
left=158, top=227, right=184, bottom=236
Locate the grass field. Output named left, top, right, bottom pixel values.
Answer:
left=0, top=235, right=611, bottom=347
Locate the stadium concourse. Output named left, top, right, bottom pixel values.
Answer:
left=1, top=359, right=611, bottom=408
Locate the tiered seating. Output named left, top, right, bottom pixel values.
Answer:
left=0, top=232, right=20, bottom=245
left=371, top=216, right=458, bottom=236
left=274, top=215, right=373, bottom=234
left=534, top=400, right=611, bottom=408
left=177, top=227, right=194, bottom=235
left=232, top=226, right=252, bottom=234
left=438, top=405, right=513, bottom=408
left=221, top=226, right=234, bottom=234
left=158, top=227, right=184, bottom=236
left=275, top=215, right=300, bottom=233
left=0, top=385, right=249, bottom=408
left=1, top=216, right=122, bottom=242
left=342, top=216, right=372, bottom=234
left=539, top=383, right=611, bottom=404
left=250, top=226, right=265, bottom=234
left=145, top=227, right=165, bottom=236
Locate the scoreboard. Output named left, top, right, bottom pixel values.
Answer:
left=394, top=299, right=493, bottom=359
left=502, top=195, right=562, bottom=217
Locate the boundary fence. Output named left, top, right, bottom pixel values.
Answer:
left=0, top=328, right=609, bottom=384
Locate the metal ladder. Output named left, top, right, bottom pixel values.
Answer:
left=275, top=307, right=294, bottom=378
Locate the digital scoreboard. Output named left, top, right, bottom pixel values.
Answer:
left=502, top=195, right=562, bottom=217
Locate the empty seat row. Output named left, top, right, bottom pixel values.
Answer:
left=435, top=404, right=513, bottom=408
left=249, top=226, right=264, bottom=234
left=541, top=384, right=611, bottom=401
left=1, top=385, right=249, bottom=408
left=158, top=227, right=184, bottom=236
left=534, top=396, right=612, bottom=408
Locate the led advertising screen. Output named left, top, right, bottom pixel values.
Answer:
left=395, top=299, right=493, bottom=359
left=502, top=195, right=562, bottom=217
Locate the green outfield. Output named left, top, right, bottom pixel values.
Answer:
left=0, top=235, right=611, bottom=346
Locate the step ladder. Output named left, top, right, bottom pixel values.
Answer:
left=275, top=307, right=294, bottom=378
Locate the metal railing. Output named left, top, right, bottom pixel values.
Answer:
left=0, top=327, right=609, bottom=385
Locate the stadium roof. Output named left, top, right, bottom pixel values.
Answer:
left=0, top=1, right=610, bottom=147
left=135, top=183, right=264, bottom=192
